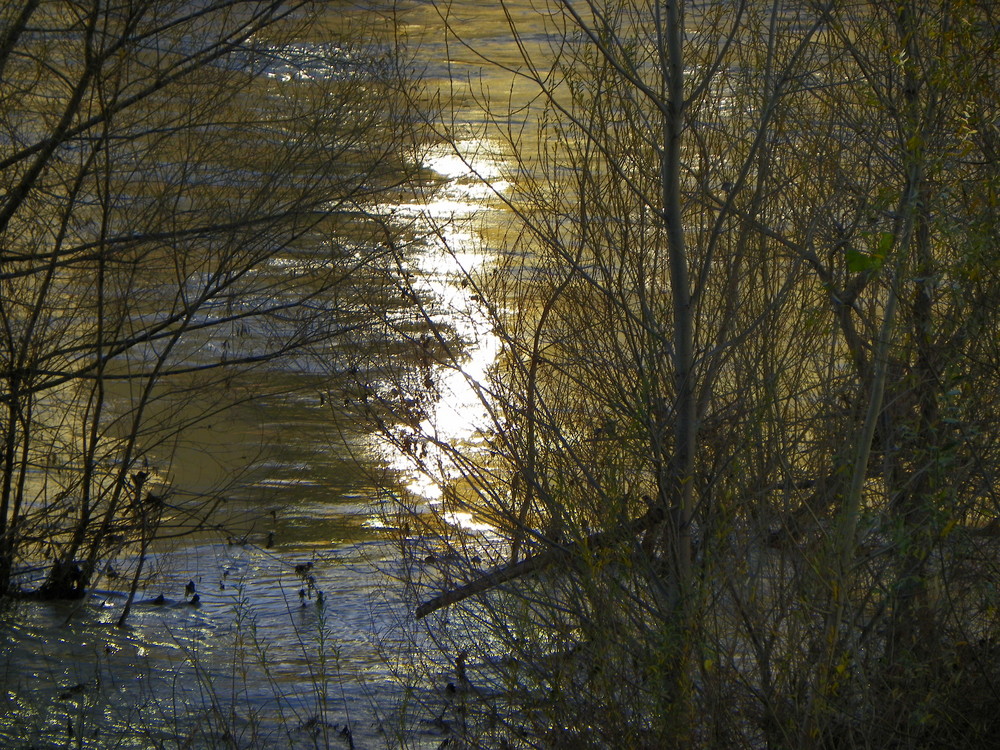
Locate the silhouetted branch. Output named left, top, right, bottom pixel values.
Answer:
left=416, top=505, right=667, bottom=618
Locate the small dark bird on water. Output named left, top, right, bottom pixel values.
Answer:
left=58, top=683, right=87, bottom=700
left=294, top=562, right=313, bottom=576
left=185, top=579, right=196, bottom=598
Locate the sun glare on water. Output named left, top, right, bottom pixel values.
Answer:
left=376, top=140, right=508, bottom=532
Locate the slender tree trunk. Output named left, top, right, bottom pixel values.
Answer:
left=657, top=0, right=695, bottom=609
left=884, top=1, right=940, bottom=663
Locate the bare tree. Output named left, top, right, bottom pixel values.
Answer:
left=0, top=0, right=415, bottom=606
left=379, top=0, right=1000, bottom=746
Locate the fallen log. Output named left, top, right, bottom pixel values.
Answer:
left=416, top=475, right=841, bottom=618
left=416, top=505, right=668, bottom=619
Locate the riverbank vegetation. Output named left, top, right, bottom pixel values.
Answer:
left=387, top=1, right=1000, bottom=747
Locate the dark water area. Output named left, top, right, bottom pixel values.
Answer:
left=1, top=542, right=398, bottom=745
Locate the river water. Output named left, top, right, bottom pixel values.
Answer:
left=0, top=3, right=533, bottom=748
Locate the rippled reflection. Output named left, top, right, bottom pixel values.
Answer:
left=0, top=539, right=418, bottom=748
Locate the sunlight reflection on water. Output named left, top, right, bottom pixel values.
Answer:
left=375, top=140, right=506, bottom=534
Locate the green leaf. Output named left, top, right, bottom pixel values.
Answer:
left=845, top=233, right=893, bottom=274
left=876, top=231, right=894, bottom=257
left=846, top=247, right=879, bottom=273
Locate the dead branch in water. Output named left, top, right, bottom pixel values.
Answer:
left=416, top=505, right=668, bottom=619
